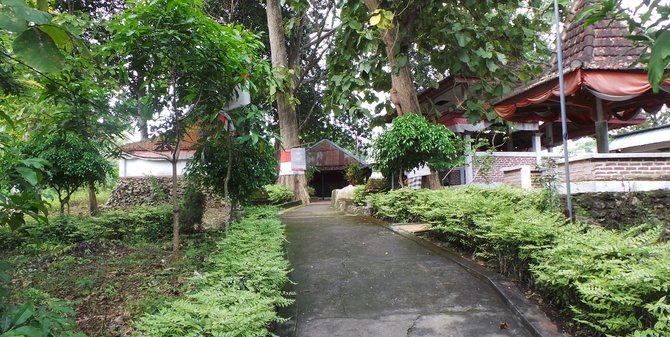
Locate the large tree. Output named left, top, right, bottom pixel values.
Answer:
left=328, top=0, right=550, bottom=188
left=263, top=0, right=344, bottom=204
left=107, top=0, right=268, bottom=259
left=328, top=0, right=550, bottom=121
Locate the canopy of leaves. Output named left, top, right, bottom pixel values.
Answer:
left=0, top=132, right=48, bottom=229
left=327, top=0, right=551, bottom=121
left=187, top=135, right=277, bottom=205
left=373, top=113, right=461, bottom=179
left=106, top=0, right=270, bottom=144
left=22, top=132, right=111, bottom=209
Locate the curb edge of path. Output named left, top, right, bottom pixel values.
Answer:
left=384, top=224, right=566, bottom=337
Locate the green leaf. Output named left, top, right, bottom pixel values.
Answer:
left=0, top=325, right=43, bottom=337
left=3, top=0, right=51, bottom=24
left=0, top=10, right=27, bottom=32
left=648, top=30, right=670, bottom=92
left=574, top=7, right=596, bottom=24
left=13, top=27, right=65, bottom=73
left=38, top=25, right=74, bottom=53
left=455, top=32, right=469, bottom=47
left=12, top=303, right=35, bottom=326
left=396, top=54, right=408, bottom=68
left=348, top=20, right=362, bottom=30
left=15, top=166, right=38, bottom=185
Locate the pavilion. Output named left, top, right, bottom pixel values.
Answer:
left=491, top=0, right=670, bottom=153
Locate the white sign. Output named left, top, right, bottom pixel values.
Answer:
left=223, top=84, right=251, bottom=111
left=291, top=147, right=306, bottom=171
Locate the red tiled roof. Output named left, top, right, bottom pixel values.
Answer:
left=550, top=0, right=645, bottom=71
left=122, top=129, right=201, bottom=152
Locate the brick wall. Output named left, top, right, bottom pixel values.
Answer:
left=558, top=154, right=670, bottom=183
left=472, top=153, right=540, bottom=184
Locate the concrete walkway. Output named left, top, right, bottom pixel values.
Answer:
left=279, top=202, right=534, bottom=337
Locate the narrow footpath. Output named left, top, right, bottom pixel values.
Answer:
left=279, top=202, right=535, bottom=337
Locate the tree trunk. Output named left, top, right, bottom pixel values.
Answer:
left=87, top=181, right=98, bottom=215
left=364, top=0, right=421, bottom=116
left=171, top=141, right=181, bottom=261
left=222, top=133, right=233, bottom=229
left=266, top=0, right=310, bottom=204
left=426, top=171, right=442, bottom=190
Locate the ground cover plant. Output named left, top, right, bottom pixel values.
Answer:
left=369, top=186, right=670, bottom=337
left=0, top=204, right=226, bottom=336
left=133, top=206, right=292, bottom=336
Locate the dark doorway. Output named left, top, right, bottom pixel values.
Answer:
left=311, top=170, right=349, bottom=198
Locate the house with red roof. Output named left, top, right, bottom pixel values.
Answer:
left=118, top=130, right=200, bottom=177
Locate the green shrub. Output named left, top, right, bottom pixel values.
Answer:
left=532, top=225, right=670, bottom=336
left=352, top=185, right=367, bottom=206
left=91, top=205, right=173, bottom=242
left=133, top=206, right=292, bottom=336
left=179, top=184, right=206, bottom=234
left=263, top=184, right=294, bottom=204
left=368, top=186, right=670, bottom=336
left=0, top=206, right=173, bottom=250
left=345, top=162, right=366, bottom=185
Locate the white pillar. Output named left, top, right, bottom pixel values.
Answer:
left=595, top=97, right=609, bottom=153
left=464, top=134, right=474, bottom=184
left=532, top=132, right=543, bottom=166
left=119, top=158, right=126, bottom=177
left=520, top=166, right=532, bottom=189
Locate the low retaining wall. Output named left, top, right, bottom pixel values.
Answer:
left=105, top=176, right=223, bottom=208
left=571, top=190, right=670, bottom=230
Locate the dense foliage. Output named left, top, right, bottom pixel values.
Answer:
left=179, top=183, right=207, bottom=234
left=327, top=0, right=550, bottom=120
left=369, top=187, right=670, bottom=336
left=0, top=205, right=173, bottom=251
left=188, top=137, right=278, bottom=206
left=262, top=184, right=294, bottom=204
left=23, top=132, right=112, bottom=214
left=345, top=162, right=366, bottom=185
left=0, top=133, right=49, bottom=229
left=1, top=261, right=84, bottom=337
left=133, top=206, right=292, bottom=336
left=373, top=113, right=461, bottom=185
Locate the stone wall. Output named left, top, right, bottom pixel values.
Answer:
left=571, top=190, right=670, bottom=230
left=105, top=176, right=223, bottom=208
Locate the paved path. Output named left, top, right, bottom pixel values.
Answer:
left=279, top=202, right=534, bottom=337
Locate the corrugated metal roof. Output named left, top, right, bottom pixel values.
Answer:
left=610, top=125, right=670, bottom=152
left=306, top=139, right=368, bottom=170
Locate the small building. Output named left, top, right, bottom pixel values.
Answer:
left=118, top=131, right=199, bottom=177
left=306, top=139, right=369, bottom=198
left=610, top=125, right=670, bottom=153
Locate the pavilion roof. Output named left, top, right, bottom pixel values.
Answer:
left=551, top=0, right=644, bottom=71
left=490, top=0, right=669, bottom=130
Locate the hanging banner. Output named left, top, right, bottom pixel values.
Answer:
left=279, top=148, right=306, bottom=176
left=291, top=148, right=306, bottom=171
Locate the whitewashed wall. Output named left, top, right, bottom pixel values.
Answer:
left=119, top=152, right=194, bottom=177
